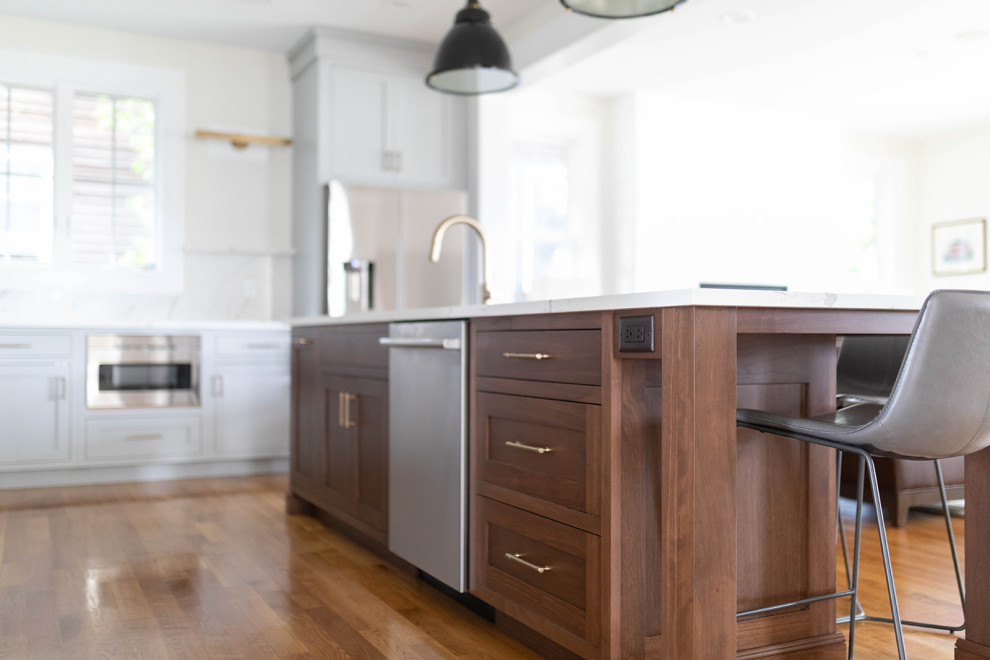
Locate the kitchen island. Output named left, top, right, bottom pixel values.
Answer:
left=291, top=289, right=989, bottom=660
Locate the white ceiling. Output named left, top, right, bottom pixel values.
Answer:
left=0, top=0, right=987, bottom=136
left=538, top=0, right=990, bottom=136
left=0, top=0, right=540, bottom=51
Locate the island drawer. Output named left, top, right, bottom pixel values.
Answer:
left=295, top=324, right=388, bottom=375
left=476, top=392, right=600, bottom=516
left=474, top=329, right=601, bottom=386
left=472, top=497, right=600, bottom=651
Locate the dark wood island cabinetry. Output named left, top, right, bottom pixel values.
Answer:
left=289, top=323, right=389, bottom=544
left=291, top=299, right=990, bottom=660
left=471, top=312, right=607, bottom=658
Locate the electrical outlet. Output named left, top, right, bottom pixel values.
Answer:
left=618, top=315, right=655, bottom=353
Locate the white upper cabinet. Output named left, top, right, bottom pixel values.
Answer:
left=331, top=66, right=461, bottom=189
left=289, top=28, right=474, bottom=315
left=331, top=67, right=389, bottom=182
left=290, top=29, right=470, bottom=191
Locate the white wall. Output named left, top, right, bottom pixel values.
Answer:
left=916, top=123, right=990, bottom=293
left=625, top=93, right=921, bottom=295
left=478, top=87, right=608, bottom=302
left=480, top=86, right=924, bottom=300
left=0, top=14, right=293, bottom=323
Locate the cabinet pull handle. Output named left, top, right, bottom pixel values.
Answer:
left=296, top=338, right=312, bottom=346
left=505, top=440, right=553, bottom=455
left=505, top=553, right=551, bottom=574
left=0, top=343, right=31, bottom=349
left=59, top=377, right=67, bottom=400
left=246, top=343, right=280, bottom=349
left=394, top=151, right=403, bottom=172
left=383, top=151, right=393, bottom=171
left=213, top=375, right=225, bottom=397
left=502, top=352, right=552, bottom=360
left=339, top=392, right=358, bottom=428
left=127, top=434, right=164, bottom=442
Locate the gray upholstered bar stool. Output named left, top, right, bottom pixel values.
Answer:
left=834, top=335, right=965, bottom=635
left=736, top=290, right=990, bottom=660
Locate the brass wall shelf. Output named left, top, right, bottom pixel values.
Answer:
left=194, top=129, right=292, bottom=150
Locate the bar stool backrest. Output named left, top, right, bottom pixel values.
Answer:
left=837, top=335, right=909, bottom=402
left=876, top=289, right=990, bottom=459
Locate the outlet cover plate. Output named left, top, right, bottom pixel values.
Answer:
left=618, top=314, right=655, bottom=353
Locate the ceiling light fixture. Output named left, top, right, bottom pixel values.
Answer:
left=426, top=1, right=519, bottom=95
left=560, top=0, right=688, bottom=20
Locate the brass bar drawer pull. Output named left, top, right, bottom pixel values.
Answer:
left=505, top=440, right=553, bottom=455
left=296, top=338, right=312, bottom=346
left=339, top=392, right=358, bottom=428
left=0, top=343, right=31, bottom=349
left=502, top=352, right=552, bottom=360
left=505, top=553, right=551, bottom=574
left=127, top=434, right=164, bottom=442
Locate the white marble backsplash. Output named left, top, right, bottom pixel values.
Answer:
left=0, top=254, right=290, bottom=324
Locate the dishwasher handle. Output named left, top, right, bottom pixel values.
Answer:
left=379, top=337, right=461, bottom=350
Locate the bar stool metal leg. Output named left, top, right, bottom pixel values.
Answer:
left=862, top=452, right=907, bottom=660
left=847, top=455, right=866, bottom=659
left=835, top=451, right=966, bottom=633
left=836, top=450, right=866, bottom=625
left=838, top=457, right=966, bottom=635
left=936, top=459, right=967, bottom=620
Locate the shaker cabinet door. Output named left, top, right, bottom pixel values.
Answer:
left=322, top=373, right=389, bottom=538
left=291, top=337, right=327, bottom=493
left=0, top=363, right=71, bottom=465
left=329, top=66, right=463, bottom=189
left=331, top=67, right=389, bottom=182
left=388, top=75, right=451, bottom=188
left=212, top=363, right=290, bottom=458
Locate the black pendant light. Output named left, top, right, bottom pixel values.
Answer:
left=426, top=1, right=519, bottom=95
left=560, top=0, right=688, bottom=20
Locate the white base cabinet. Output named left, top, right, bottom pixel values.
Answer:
left=0, top=363, right=71, bottom=465
left=208, top=332, right=291, bottom=458
left=0, top=325, right=290, bottom=488
left=84, top=414, right=202, bottom=461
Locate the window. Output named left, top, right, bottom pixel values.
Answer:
left=495, top=136, right=601, bottom=302
left=71, top=93, right=157, bottom=269
left=0, top=49, right=184, bottom=293
left=0, top=84, right=54, bottom=264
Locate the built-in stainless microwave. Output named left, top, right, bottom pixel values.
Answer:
left=86, top=334, right=201, bottom=409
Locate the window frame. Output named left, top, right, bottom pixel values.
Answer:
left=0, top=48, right=185, bottom=294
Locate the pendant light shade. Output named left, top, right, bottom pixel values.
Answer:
left=426, top=1, right=519, bottom=95
left=560, top=0, right=688, bottom=19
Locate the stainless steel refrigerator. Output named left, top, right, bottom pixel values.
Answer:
left=324, top=181, right=469, bottom=317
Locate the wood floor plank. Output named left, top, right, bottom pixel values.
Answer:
left=0, top=474, right=969, bottom=659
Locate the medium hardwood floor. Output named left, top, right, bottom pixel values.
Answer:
left=834, top=497, right=966, bottom=659
left=0, top=475, right=965, bottom=659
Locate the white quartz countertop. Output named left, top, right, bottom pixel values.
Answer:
left=0, top=320, right=290, bottom=331
left=292, top=289, right=926, bottom=327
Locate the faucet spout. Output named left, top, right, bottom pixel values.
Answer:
left=429, top=215, right=491, bottom=304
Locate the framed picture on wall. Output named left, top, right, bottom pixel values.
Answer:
left=932, top=218, right=987, bottom=276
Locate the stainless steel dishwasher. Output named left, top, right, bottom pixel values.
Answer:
left=380, top=320, right=467, bottom=592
